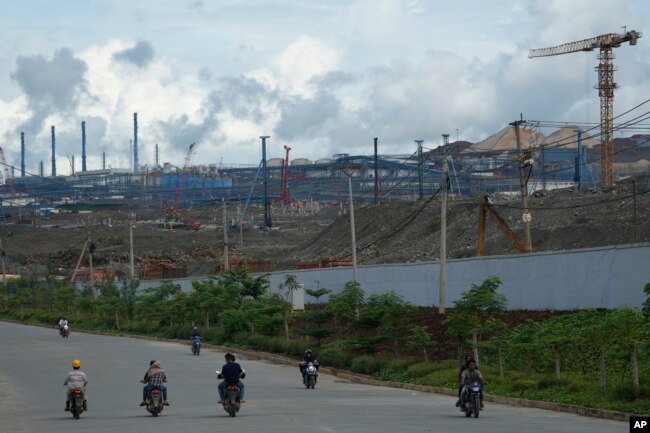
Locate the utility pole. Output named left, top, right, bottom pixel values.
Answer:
left=222, top=198, right=229, bottom=271
left=415, top=140, right=424, bottom=200
left=129, top=214, right=135, bottom=280
left=88, top=233, right=95, bottom=296
left=339, top=162, right=360, bottom=282
left=0, top=238, right=7, bottom=292
left=439, top=134, right=449, bottom=314
left=260, top=136, right=272, bottom=229
left=347, top=174, right=358, bottom=281
left=373, top=138, right=379, bottom=205
left=510, top=118, right=533, bottom=252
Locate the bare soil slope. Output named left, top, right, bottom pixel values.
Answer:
left=0, top=181, right=648, bottom=278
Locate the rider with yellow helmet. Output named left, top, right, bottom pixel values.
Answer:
left=64, top=359, right=88, bottom=411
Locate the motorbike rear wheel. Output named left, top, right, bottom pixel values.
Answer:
left=309, top=376, right=316, bottom=389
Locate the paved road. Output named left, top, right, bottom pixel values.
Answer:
left=0, top=321, right=627, bottom=433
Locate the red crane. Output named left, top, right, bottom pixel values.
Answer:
left=280, top=145, right=291, bottom=204
left=173, top=142, right=196, bottom=209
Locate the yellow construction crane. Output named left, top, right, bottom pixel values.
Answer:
left=529, top=29, right=641, bottom=187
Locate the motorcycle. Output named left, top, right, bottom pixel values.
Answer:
left=142, top=382, right=166, bottom=416
left=462, top=381, right=483, bottom=418
left=191, top=336, right=201, bottom=356
left=60, top=325, right=70, bottom=338
left=68, top=388, right=86, bottom=419
left=303, top=362, right=318, bottom=389
left=217, top=370, right=244, bottom=417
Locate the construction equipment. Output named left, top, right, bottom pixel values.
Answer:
left=476, top=195, right=530, bottom=256
left=529, top=29, right=641, bottom=187
left=164, top=142, right=201, bottom=230
left=281, top=145, right=291, bottom=204
left=173, top=142, right=197, bottom=209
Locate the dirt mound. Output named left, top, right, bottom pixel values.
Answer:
left=0, top=181, right=648, bottom=278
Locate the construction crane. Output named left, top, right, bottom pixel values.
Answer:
left=280, top=145, right=291, bottom=204
left=529, top=29, right=641, bottom=187
left=173, top=142, right=197, bottom=209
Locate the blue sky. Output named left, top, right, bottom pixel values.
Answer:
left=0, top=0, right=648, bottom=174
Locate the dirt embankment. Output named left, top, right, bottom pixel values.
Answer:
left=0, top=181, right=648, bottom=278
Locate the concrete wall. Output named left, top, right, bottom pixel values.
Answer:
left=126, top=243, right=649, bottom=310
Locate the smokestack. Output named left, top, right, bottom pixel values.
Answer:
left=51, top=125, right=56, bottom=177
left=155, top=143, right=159, bottom=167
left=133, top=112, right=139, bottom=173
left=20, top=132, right=25, bottom=177
left=39, top=161, right=44, bottom=177
left=102, top=151, right=106, bottom=170
left=81, top=121, right=87, bottom=172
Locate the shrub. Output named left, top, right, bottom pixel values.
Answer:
left=419, top=368, right=457, bottom=387
left=537, top=376, right=570, bottom=390
left=349, top=355, right=390, bottom=375
left=319, top=347, right=353, bottom=369
left=406, top=362, right=438, bottom=379
left=610, top=384, right=641, bottom=402
left=567, top=379, right=591, bottom=392
left=513, top=379, right=537, bottom=391
left=247, top=334, right=270, bottom=351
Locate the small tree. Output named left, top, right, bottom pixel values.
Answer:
left=608, top=308, right=648, bottom=389
left=537, top=315, right=575, bottom=379
left=508, top=320, right=541, bottom=378
left=305, top=287, right=332, bottom=305
left=327, top=281, right=365, bottom=331
left=406, top=325, right=436, bottom=362
left=448, top=276, right=507, bottom=365
left=642, top=282, right=650, bottom=318
left=278, top=274, right=301, bottom=339
left=482, top=318, right=509, bottom=378
left=361, top=292, right=415, bottom=356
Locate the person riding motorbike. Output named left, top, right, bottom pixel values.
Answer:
left=299, top=349, right=319, bottom=380
left=140, top=360, right=169, bottom=406
left=459, top=359, right=485, bottom=411
left=58, top=317, right=69, bottom=335
left=64, top=359, right=88, bottom=411
left=217, top=353, right=245, bottom=404
left=190, top=326, right=200, bottom=339
left=455, top=355, right=473, bottom=407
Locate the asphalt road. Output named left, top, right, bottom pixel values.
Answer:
left=0, top=321, right=627, bottom=433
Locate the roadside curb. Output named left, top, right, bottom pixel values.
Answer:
left=1, top=319, right=632, bottom=422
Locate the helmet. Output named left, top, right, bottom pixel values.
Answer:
left=305, top=349, right=313, bottom=355
left=72, top=359, right=81, bottom=368
left=193, top=326, right=197, bottom=330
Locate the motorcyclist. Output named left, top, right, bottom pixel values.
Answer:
left=191, top=327, right=201, bottom=347
left=63, top=359, right=88, bottom=411
left=217, top=353, right=245, bottom=404
left=58, top=317, right=68, bottom=335
left=459, top=359, right=485, bottom=411
left=299, top=349, right=319, bottom=381
left=455, top=355, right=473, bottom=407
left=140, top=360, right=169, bottom=406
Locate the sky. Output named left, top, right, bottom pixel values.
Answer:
left=0, top=0, right=648, bottom=175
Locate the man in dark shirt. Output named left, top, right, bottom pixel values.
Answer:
left=299, top=349, right=319, bottom=381
left=217, top=353, right=245, bottom=404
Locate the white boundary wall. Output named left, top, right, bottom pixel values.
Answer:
left=134, top=243, right=650, bottom=310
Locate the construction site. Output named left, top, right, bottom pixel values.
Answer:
left=0, top=29, right=648, bottom=283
